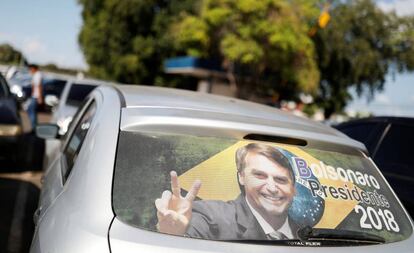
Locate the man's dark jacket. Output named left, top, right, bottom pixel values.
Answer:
left=185, top=195, right=299, bottom=240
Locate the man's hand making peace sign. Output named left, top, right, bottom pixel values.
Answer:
left=155, top=171, right=202, bottom=235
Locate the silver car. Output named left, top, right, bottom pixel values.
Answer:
left=43, top=79, right=103, bottom=170
left=50, top=78, right=107, bottom=135
left=32, top=85, right=413, bottom=252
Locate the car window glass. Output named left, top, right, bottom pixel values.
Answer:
left=66, top=84, right=96, bottom=107
left=374, top=124, right=412, bottom=173
left=43, top=79, right=67, bottom=98
left=62, top=101, right=96, bottom=183
left=338, top=123, right=380, bottom=154
left=0, top=74, right=8, bottom=97
left=60, top=98, right=89, bottom=144
left=113, top=131, right=412, bottom=246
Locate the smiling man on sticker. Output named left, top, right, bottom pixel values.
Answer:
left=155, top=143, right=300, bottom=240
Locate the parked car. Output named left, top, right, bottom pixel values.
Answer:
left=32, top=85, right=413, bottom=252
left=7, top=69, right=70, bottom=107
left=0, top=72, right=23, bottom=166
left=24, top=75, right=68, bottom=111
left=20, top=73, right=71, bottom=112
left=42, top=79, right=110, bottom=170
left=335, top=116, right=414, bottom=216
left=50, top=79, right=106, bottom=135
left=7, top=66, right=31, bottom=100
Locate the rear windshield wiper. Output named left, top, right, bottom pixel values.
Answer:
left=297, top=226, right=385, bottom=246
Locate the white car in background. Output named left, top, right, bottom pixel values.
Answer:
left=32, top=84, right=414, bottom=253
left=50, top=79, right=103, bottom=134
left=43, top=78, right=111, bottom=169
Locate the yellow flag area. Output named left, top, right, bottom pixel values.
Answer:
left=276, top=145, right=359, bottom=228
left=314, top=183, right=360, bottom=229
left=179, top=141, right=358, bottom=229
left=179, top=141, right=250, bottom=200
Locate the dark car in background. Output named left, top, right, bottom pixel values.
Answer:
left=6, top=66, right=32, bottom=100
left=335, top=117, right=414, bottom=216
left=22, top=76, right=69, bottom=112
left=0, top=72, right=23, bottom=166
left=6, top=68, right=70, bottom=110
left=22, top=77, right=67, bottom=100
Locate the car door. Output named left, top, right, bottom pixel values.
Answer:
left=35, top=97, right=97, bottom=224
left=30, top=86, right=120, bottom=253
left=0, top=73, right=20, bottom=125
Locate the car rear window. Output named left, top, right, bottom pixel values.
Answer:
left=113, top=131, right=412, bottom=246
left=43, top=79, right=67, bottom=97
left=66, top=84, right=96, bottom=106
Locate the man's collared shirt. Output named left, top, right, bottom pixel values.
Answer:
left=245, top=197, right=293, bottom=239
left=32, top=71, right=42, bottom=99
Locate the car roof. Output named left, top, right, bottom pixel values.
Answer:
left=113, top=85, right=365, bottom=152
left=336, top=116, right=414, bottom=128
left=69, top=77, right=114, bottom=86
left=115, top=85, right=337, bottom=130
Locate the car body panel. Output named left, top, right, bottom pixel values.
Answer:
left=120, top=107, right=365, bottom=155
left=0, top=72, right=22, bottom=163
left=30, top=86, right=121, bottom=253
left=109, top=217, right=414, bottom=253
left=119, top=85, right=347, bottom=137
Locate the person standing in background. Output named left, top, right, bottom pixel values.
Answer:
left=28, top=64, right=43, bottom=130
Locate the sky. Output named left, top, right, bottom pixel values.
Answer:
left=346, top=71, right=414, bottom=117
left=346, top=0, right=414, bottom=117
left=0, top=0, right=413, bottom=116
left=0, top=0, right=85, bottom=69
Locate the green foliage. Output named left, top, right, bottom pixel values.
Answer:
left=171, top=14, right=209, bottom=57
left=392, top=16, right=414, bottom=71
left=0, top=43, right=81, bottom=75
left=78, top=0, right=414, bottom=116
left=313, top=0, right=414, bottom=118
left=221, top=35, right=263, bottom=64
left=113, top=131, right=236, bottom=229
left=0, top=44, right=27, bottom=65
left=78, top=0, right=199, bottom=88
left=41, top=63, right=82, bottom=76
left=172, top=0, right=321, bottom=98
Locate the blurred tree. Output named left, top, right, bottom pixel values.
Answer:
left=171, top=0, right=321, bottom=99
left=78, top=0, right=199, bottom=88
left=0, top=44, right=27, bottom=65
left=41, top=63, right=81, bottom=76
left=313, top=0, right=414, bottom=118
left=78, top=0, right=414, bottom=118
left=392, top=15, right=414, bottom=71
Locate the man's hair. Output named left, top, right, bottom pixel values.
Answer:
left=235, top=143, right=295, bottom=182
left=28, top=64, right=39, bottom=69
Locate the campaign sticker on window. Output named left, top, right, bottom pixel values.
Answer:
left=113, top=131, right=412, bottom=245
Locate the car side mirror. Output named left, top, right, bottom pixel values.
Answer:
left=36, top=124, right=60, bottom=139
